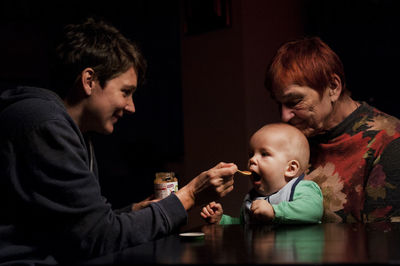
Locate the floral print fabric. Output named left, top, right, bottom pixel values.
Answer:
left=306, top=102, right=400, bottom=222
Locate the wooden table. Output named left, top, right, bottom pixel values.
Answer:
left=82, top=222, right=400, bottom=265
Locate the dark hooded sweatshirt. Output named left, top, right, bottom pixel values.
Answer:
left=0, top=86, right=187, bottom=265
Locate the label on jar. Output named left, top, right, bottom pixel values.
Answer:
left=154, top=181, right=178, bottom=199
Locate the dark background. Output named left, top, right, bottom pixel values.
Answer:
left=1, top=0, right=399, bottom=209
left=303, top=0, right=400, bottom=118
left=0, top=0, right=184, bottom=207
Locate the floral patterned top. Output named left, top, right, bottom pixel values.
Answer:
left=306, top=102, right=400, bottom=223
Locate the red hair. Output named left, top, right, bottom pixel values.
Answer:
left=265, top=37, right=347, bottom=98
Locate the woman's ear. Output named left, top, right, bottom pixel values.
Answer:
left=81, top=68, right=96, bottom=96
left=328, top=74, right=342, bottom=102
left=284, top=160, right=300, bottom=180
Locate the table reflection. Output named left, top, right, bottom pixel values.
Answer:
left=80, top=222, right=400, bottom=265
left=245, top=224, right=324, bottom=263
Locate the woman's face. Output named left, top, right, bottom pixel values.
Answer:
left=272, top=84, right=334, bottom=137
left=84, top=67, right=137, bottom=134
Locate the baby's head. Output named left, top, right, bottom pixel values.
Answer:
left=248, top=123, right=310, bottom=196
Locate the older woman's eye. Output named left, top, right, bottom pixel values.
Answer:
left=285, top=100, right=301, bottom=108
left=285, top=102, right=295, bottom=108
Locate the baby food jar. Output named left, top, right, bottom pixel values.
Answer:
left=154, top=172, right=178, bottom=199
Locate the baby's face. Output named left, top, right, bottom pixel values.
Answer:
left=247, top=128, right=291, bottom=196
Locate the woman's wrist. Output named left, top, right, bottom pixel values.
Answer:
left=175, top=183, right=196, bottom=210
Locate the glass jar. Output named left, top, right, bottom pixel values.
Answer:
left=154, top=172, right=178, bottom=199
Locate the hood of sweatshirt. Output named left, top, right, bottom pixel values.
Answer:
left=0, top=86, right=63, bottom=113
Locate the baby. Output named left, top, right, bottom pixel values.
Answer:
left=201, top=123, right=323, bottom=224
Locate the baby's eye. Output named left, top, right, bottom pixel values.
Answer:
left=261, top=152, right=269, bottom=157
left=248, top=151, right=254, bottom=158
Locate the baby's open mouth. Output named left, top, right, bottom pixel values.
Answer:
left=251, top=172, right=261, bottom=181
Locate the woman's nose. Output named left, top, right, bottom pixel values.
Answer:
left=124, top=97, right=136, bottom=114
left=281, top=105, right=295, bottom=122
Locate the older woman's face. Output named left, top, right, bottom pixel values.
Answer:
left=272, top=84, right=334, bottom=137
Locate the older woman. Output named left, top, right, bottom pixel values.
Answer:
left=265, top=37, right=400, bottom=223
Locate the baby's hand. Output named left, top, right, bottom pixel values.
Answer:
left=200, top=201, right=223, bottom=224
left=250, top=199, right=275, bottom=223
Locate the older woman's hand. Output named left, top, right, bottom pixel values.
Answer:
left=131, top=195, right=160, bottom=211
left=176, top=162, right=237, bottom=210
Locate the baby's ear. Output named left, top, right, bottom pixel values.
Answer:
left=284, top=160, right=300, bottom=180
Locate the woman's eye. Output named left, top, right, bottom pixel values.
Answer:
left=285, top=100, right=300, bottom=108
left=122, top=90, right=131, bottom=97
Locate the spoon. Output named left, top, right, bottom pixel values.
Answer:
left=237, top=170, right=252, bottom=176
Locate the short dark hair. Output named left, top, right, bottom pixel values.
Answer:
left=265, top=36, right=347, bottom=98
left=51, top=17, right=147, bottom=98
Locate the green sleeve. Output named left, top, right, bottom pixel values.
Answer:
left=272, top=180, right=323, bottom=224
left=219, top=214, right=241, bottom=225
